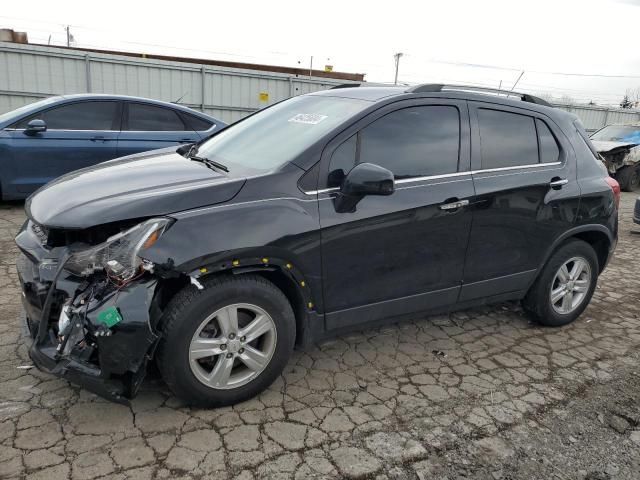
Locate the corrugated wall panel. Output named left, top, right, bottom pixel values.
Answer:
left=6, top=42, right=640, bottom=129
left=0, top=42, right=351, bottom=124
left=554, top=104, right=640, bottom=132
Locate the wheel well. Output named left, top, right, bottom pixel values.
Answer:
left=253, top=269, right=307, bottom=347
left=569, top=230, right=610, bottom=272
left=156, top=268, right=308, bottom=346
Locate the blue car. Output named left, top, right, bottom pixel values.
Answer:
left=0, top=94, right=225, bottom=199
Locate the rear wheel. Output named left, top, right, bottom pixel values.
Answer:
left=523, top=239, right=599, bottom=327
left=156, top=274, right=295, bottom=407
left=616, top=165, right=640, bottom=192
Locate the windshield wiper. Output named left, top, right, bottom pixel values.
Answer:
left=185, top=147, right=229, bottom=174
left=189, top=155, right=229, bottom=173
left=181, top=144, right=229, bottom=173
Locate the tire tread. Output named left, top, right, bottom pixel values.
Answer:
left=523, top=239, right=598, bottom=327
left=156, top=274, right=295, bottom=407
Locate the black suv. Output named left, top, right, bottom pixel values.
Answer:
left=16, top=84, right=619, bottom=406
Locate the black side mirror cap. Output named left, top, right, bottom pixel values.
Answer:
left=24, top=119, right=47, bottom=135
left=334, top=163, right=395, bottom=213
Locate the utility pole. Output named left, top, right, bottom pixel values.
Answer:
left=309, top=56, right=313, bottom=78
left=65, top=25, right=70, bottom=47
left=393, top=52, right=403, bottom=85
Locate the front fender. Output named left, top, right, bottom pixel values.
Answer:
left=142, top=195, right=323, bottom=311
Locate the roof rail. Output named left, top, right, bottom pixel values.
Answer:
left=405, top=84, right=552, bottom=107
left=330, top=83, right=361, bottom=89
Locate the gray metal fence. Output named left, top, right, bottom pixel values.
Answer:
left=553, top=104, right=640, bottom=132
left=2, top=41, right=640, bottom=131
left=0, top=42, right=354, bottom=124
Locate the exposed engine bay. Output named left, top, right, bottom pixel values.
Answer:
left=591, top=124, right=640, bottom=192
left=16, top=217, right=178, bottom=402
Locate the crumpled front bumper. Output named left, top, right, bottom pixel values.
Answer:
left=15, top=221, right=161, bottom=403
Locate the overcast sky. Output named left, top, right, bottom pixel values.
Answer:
left=2, top=0, right=640, bottom=105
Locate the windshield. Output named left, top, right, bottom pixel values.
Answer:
left=196, top=95, right=370, bottom=172
left=0, top=96, right=61, bottom=126
left=591, top=125, right=640, bottom=143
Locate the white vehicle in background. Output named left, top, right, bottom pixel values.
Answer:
left=590, top=123, right=640, bottom=191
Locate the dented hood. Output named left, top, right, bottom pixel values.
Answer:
left=26, top=147, right=246, bottom=229
left=591, top=140, right=638, bottom=154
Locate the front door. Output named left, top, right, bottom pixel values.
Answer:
left=4, top=100, right=120, bottom=195
left=318, top=99, right=474, bottom=331
left=460, top=102, right=580, bottom=301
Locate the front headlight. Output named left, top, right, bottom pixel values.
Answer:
left=64, top=218, right=172, bottom=279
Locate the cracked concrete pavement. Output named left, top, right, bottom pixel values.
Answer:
left=0, top=193, right=638, bottom=480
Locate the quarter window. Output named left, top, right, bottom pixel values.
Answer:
left=328, top=105, right=461, bottom=186
left=13, top=101, right=118, bottom=130
left=536, top=119, right=560, bottom=164
left=477, top=108, right=539, bottom=169
left=126, top=103, right=186, bottom=131
left=181, top=112, right=214, bottom=131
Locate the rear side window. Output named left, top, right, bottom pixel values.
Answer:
left=126, top=103, right=186, bottom=131
left=536, top=119, right=560, bottom=164
left=181, top=112, right=213, bottom=131
left=13, top=101, right=118, bottom=130
left=478, top=108, right=538, bottom=169
left=328, top=105, right=460, bottom=185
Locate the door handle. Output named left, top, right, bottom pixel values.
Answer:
left=439, top=199, right=469, bottom=211
left=178, top=138, right=193, bottom=143
left=90, top=136, right=107, bottom=142
left=549, top=178, right=568, bottom=189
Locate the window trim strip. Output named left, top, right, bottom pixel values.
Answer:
left=303, top=161, right=563, bottom=196
left=472, top=161, right=562, bottom=175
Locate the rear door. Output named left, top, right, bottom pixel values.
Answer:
left=317, top=99, right=474, bottom=330
left=3, top=100, right=120, bottom=195
left=117, top=102, right=202, bottom=157
left=460, top=102, right=579, bottom=302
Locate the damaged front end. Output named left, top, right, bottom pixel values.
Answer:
left=592, top=140, right=640, bottom=175
left=16, top=217, right=173, bottom=403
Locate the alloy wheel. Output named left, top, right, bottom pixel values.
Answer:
left=549, top=256, right=592, bottom=315
left=188, top=303, right=277, bottom=390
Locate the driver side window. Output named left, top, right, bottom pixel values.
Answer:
left=327, top=105, right=461, bottom=187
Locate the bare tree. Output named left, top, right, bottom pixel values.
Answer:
left=628, top=88, right=640, bottom=108
left=620, top=94, right=633, bottom=109
left=620, top=88, right=640, bottom=109
left=559, top=95, right=575, bottom=105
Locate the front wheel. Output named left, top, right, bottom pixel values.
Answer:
left=523, top=239, right=599, bottom=327
left=616, top=165, right=640, bottom=192
left=156, top=274, right=295, bottom=407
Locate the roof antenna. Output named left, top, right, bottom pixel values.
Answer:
left=510, top=71, right=525, bottom=92
left=174, top=92, right=188, bottom=103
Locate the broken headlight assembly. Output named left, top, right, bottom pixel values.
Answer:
left=64, top=218, right=172, bottom=281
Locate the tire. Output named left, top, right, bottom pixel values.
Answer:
left=156, top=274, right=295, bottom=407
left=616, top=165, right=640, bottom=192
left=523, top=239, right=599, bottom=327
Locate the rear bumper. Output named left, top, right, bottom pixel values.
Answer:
left=16, top=221, right=160, bottom=403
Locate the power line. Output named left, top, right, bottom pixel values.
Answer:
left=424, top=58, right=640, bottom=80
left=2, top=14, right=637, bottom=103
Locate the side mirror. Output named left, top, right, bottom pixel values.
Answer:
left=334, top=162, right=395, bottom=213
left=24, top=119, right=47, bottom=135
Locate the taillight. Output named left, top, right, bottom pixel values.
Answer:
left=605, top=176, right=620, bottom=209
